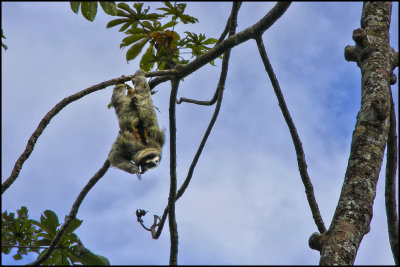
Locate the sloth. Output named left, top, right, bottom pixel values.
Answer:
left=108, top=70, right=164, bottom=175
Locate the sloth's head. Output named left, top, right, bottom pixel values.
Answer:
left=139, top=153, right=161, bottom=174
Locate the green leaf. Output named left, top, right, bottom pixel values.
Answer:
left=51, top=249, right=63, bottom=265
left=141, top=20, right=153, bottom=31
left=140, top=44, right=155, bottom=71
left=81, top=2, right=98, bottom=21
left=117, top=2, right=136, bottom=16
left=77, top=251, right=110, bottom=265
left=126, top=27, right=147, bottom=35
left=164, top=1, right=173, bottom=9
left=99, top=1, right=117, bottom=16
left=119, top=22, right=133, bottom=32
left=133, top=2, right=144, bottom=13
left=161, top=20, right=178, bottom=30
left=121, top=34, right=148, bottom=48
left=126, top=38, right=149, bottom=61
left=145, top=13, right=163, bottom=20
left=64, top=216, right=83, bottom=235
left=157, top=7, right=170, bottom=12
left=106, top=18, right=129, bottom=28
left=116, top=9, right=130, bottom=17
left=202, top=38, right=217, bottom=45
left=40, top=210, right=60, bottom=237
left=179, top=14, right=198, bottom=24
left=70, top=2, right=80, bottom=14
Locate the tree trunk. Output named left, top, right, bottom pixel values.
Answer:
left=319, top=2, right=394, bottom=265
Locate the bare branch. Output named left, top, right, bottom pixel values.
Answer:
left=385, top=91, right=399, bottom=265
left=30, top=159, right=110, bottom=265
left=254, top=36, right=326, bottom=234
left=168, top=77, right=180, bottom=265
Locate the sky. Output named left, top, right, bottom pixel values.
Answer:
left=1, top=2, right=399, bottom=265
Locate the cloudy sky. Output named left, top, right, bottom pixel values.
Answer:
left=2, top=2, right=398, bottom=265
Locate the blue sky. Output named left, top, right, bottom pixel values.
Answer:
left=2, top=2, right=398, bottom=265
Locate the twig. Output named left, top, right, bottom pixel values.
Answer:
left=385, top=90, right=399, bottom=265
left=254, top=35, right=326, bottom=233
left=176, top=90, right=218, bottom=105
left=30, top=160, right=110, bottom=265
left=168, top=78, right=180, bottom=265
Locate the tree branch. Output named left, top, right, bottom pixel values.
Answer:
left=385, top=90, right=398, bottom=265
left=168, top=77, right=180, bottom=265
left=254, top=36, right=327, bottom=234
left=30, top=159, right=110, bottom=265
left=320, top=2, right=393, bottom=265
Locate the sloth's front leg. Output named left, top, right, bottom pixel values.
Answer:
left=108, top=144, right=139, bottom=174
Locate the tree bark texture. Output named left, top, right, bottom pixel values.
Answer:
left=320, top=2, right=394, bottom=265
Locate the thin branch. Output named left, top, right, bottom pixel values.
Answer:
left=176, top=88, right=219, bottom=105
left=30, top=159, right=110, bottom=265
left=168, top=78, right=180, bottom=265
left=254, top=35, right=326, bottom=233
left=385, top=91, right=399, bottom=265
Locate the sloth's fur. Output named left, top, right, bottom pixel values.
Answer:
left=108, top=70, right=164, bottom=175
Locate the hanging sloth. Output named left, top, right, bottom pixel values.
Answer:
left=108, top=70, right=164, bottom=176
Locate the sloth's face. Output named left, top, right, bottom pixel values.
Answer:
left=140, top=154, right=161, bottom=174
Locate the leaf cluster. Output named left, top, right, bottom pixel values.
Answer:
left=70, top=2, right=117, bottom=21
left=70, top=2, right=218, bottom=71
left=2, top=206, right=109, bottom=265
left=2, top=206, right=39, bottom=260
